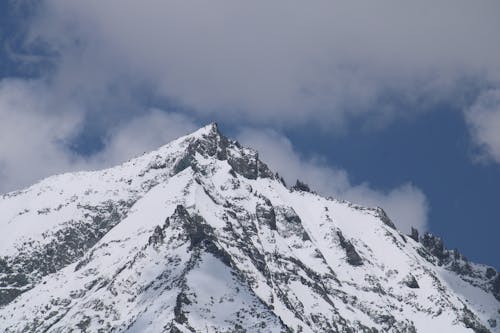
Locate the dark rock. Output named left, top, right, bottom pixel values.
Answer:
left=453, top=249, right=461, bottom=260
left=402, top=274, right=420, bottom=289
left=171, top=205, right=232, bottom=267
left=374, top=314, right=396, bottom=327
left=375, top=208, right=396, bottom=230
left=0, top=288, right=24, bottom=306
left=492, top=275, right=500, bottom=301
left=421, top=233, right=447, bottom=261
left=178, top=123, right=274, bottom=180
left=292, top=180, right=311, bottom=193
left=229, top=168, right=237, bottom=178
left=486, top=267, right=496, bottom=279
left=256, top=203, right=277, bottom=230
left=461, top=307, right=491, bottom=333
left=227, top=153, right=258, bottom=179
left=172, top=153, right=195, bottom=175
left=275, top=173, right=287, bottom=187
left=450, top=260, right=473, bottom=276
left=226, top=151, right=274, bottom=180
left=409, top=227, right=419, bottom=242
left=282, top=208, right=302, bottom=225
left=148, top=225, right=165, bottom=246
left=0, top=257, right=12, bottom=274
left=0, top=199, right=133, bottom=305
left=174, top=291, right=191, bottom=325
left=399, top=234, right=407, bottom=243
left=76, top=316, right=91, bottom=330
left=337, top=231, right=363, bottom=266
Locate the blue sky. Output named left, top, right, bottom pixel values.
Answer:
left=1, top=1, right=499, bottom=269
left=282, top=109, right=500, bottom=268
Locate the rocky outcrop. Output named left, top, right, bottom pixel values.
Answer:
left=0, top=124, right=497, bottom=332
left=376, top=207, right=396, bottom=230
left=402, top=274, right=420, bottom=289
left=174, top=123, right=274, bottom=180
left=256, top=201, right=277, bottom=231
left=337, top=230, right=363, bottom=266
left=148, top=225, right=165, bottom=246
left=0, top=199, right=133, bottom=306
left=493, top=275, right=500, bottom=301
left=409, top=227, right=419, bottom=242
left=292, top=180, right=311, bottom=192
left=421, top=233, right=447, bottom=261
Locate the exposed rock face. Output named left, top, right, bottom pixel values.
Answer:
left=419, top=230, right=499, bottom=304
left=256, top=201, right=277, bottom=231
left=336, top=230, right=363, bottom=266
left=0, top=123, right=498, bottom=333
left=376, top=207, right=396, bottom=230
left=402, top=274, right=420, bottom=289
left=493, top=275, right=500, bottom=301
left=178, top=123, right=274, bottom=180
left=486, top=268, right=497, bottom=279
left=410, top=227, right=419, bottom=242
left=291, top=180, right=311, bottom=192
left=421, top=233, right=446, bottom=261
left=0, top=199, right=134, bottom=306
left=148, top=225, right=165, bottom=246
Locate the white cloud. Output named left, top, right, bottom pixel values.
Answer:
left=9, top=0, right=500, bottom=231
left=27, top=0, right=500, bottom=128
left=238, top=128, right=428, bottom=233
left=465, top=89, right=500, bottom=164
left=0, top=79, right=199, bottom=193
left=88, top=109, right=199, bottom=168
left=342, top=184, right=428, bottom=234
left=0, top=78, right=427, bottom=234
left=0, top=79, right=84, bottom=192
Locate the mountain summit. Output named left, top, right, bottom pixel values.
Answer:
left=0, top=124, right=499, bottom=332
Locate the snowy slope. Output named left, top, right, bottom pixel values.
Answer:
left=0, top=123, right=499, bottom=332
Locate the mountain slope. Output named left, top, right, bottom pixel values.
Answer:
left=0, top=123, right=499, bottom=332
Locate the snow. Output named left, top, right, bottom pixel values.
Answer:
left=0, top=124, right=498, bottom=332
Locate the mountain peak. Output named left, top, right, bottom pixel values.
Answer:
left=0, top=124, right=499, bottom=332
left=160, top=122, right=274, bottom=181
left=188, top=121, right=220, bottom=139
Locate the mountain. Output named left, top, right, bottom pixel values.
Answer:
left=0, top=123, right=499, bottom=333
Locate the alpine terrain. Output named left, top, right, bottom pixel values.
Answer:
left=0, top=123, right=499, bottom=333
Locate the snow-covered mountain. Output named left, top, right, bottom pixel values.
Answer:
left=0, top=123, right=499, bottom=332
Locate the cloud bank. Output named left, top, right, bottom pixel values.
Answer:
left=0, top=79, right=83, bottom=192
left=465, top=89, right=500, bottom=163
left=26, top=0, right=500, bottom=128
left=0, top=79, right=199, bottom=192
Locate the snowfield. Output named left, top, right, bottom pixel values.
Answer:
left=0, top=123, right=498, bottom=332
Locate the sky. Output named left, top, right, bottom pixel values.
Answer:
left=0, top=0, right=499, bottom=269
